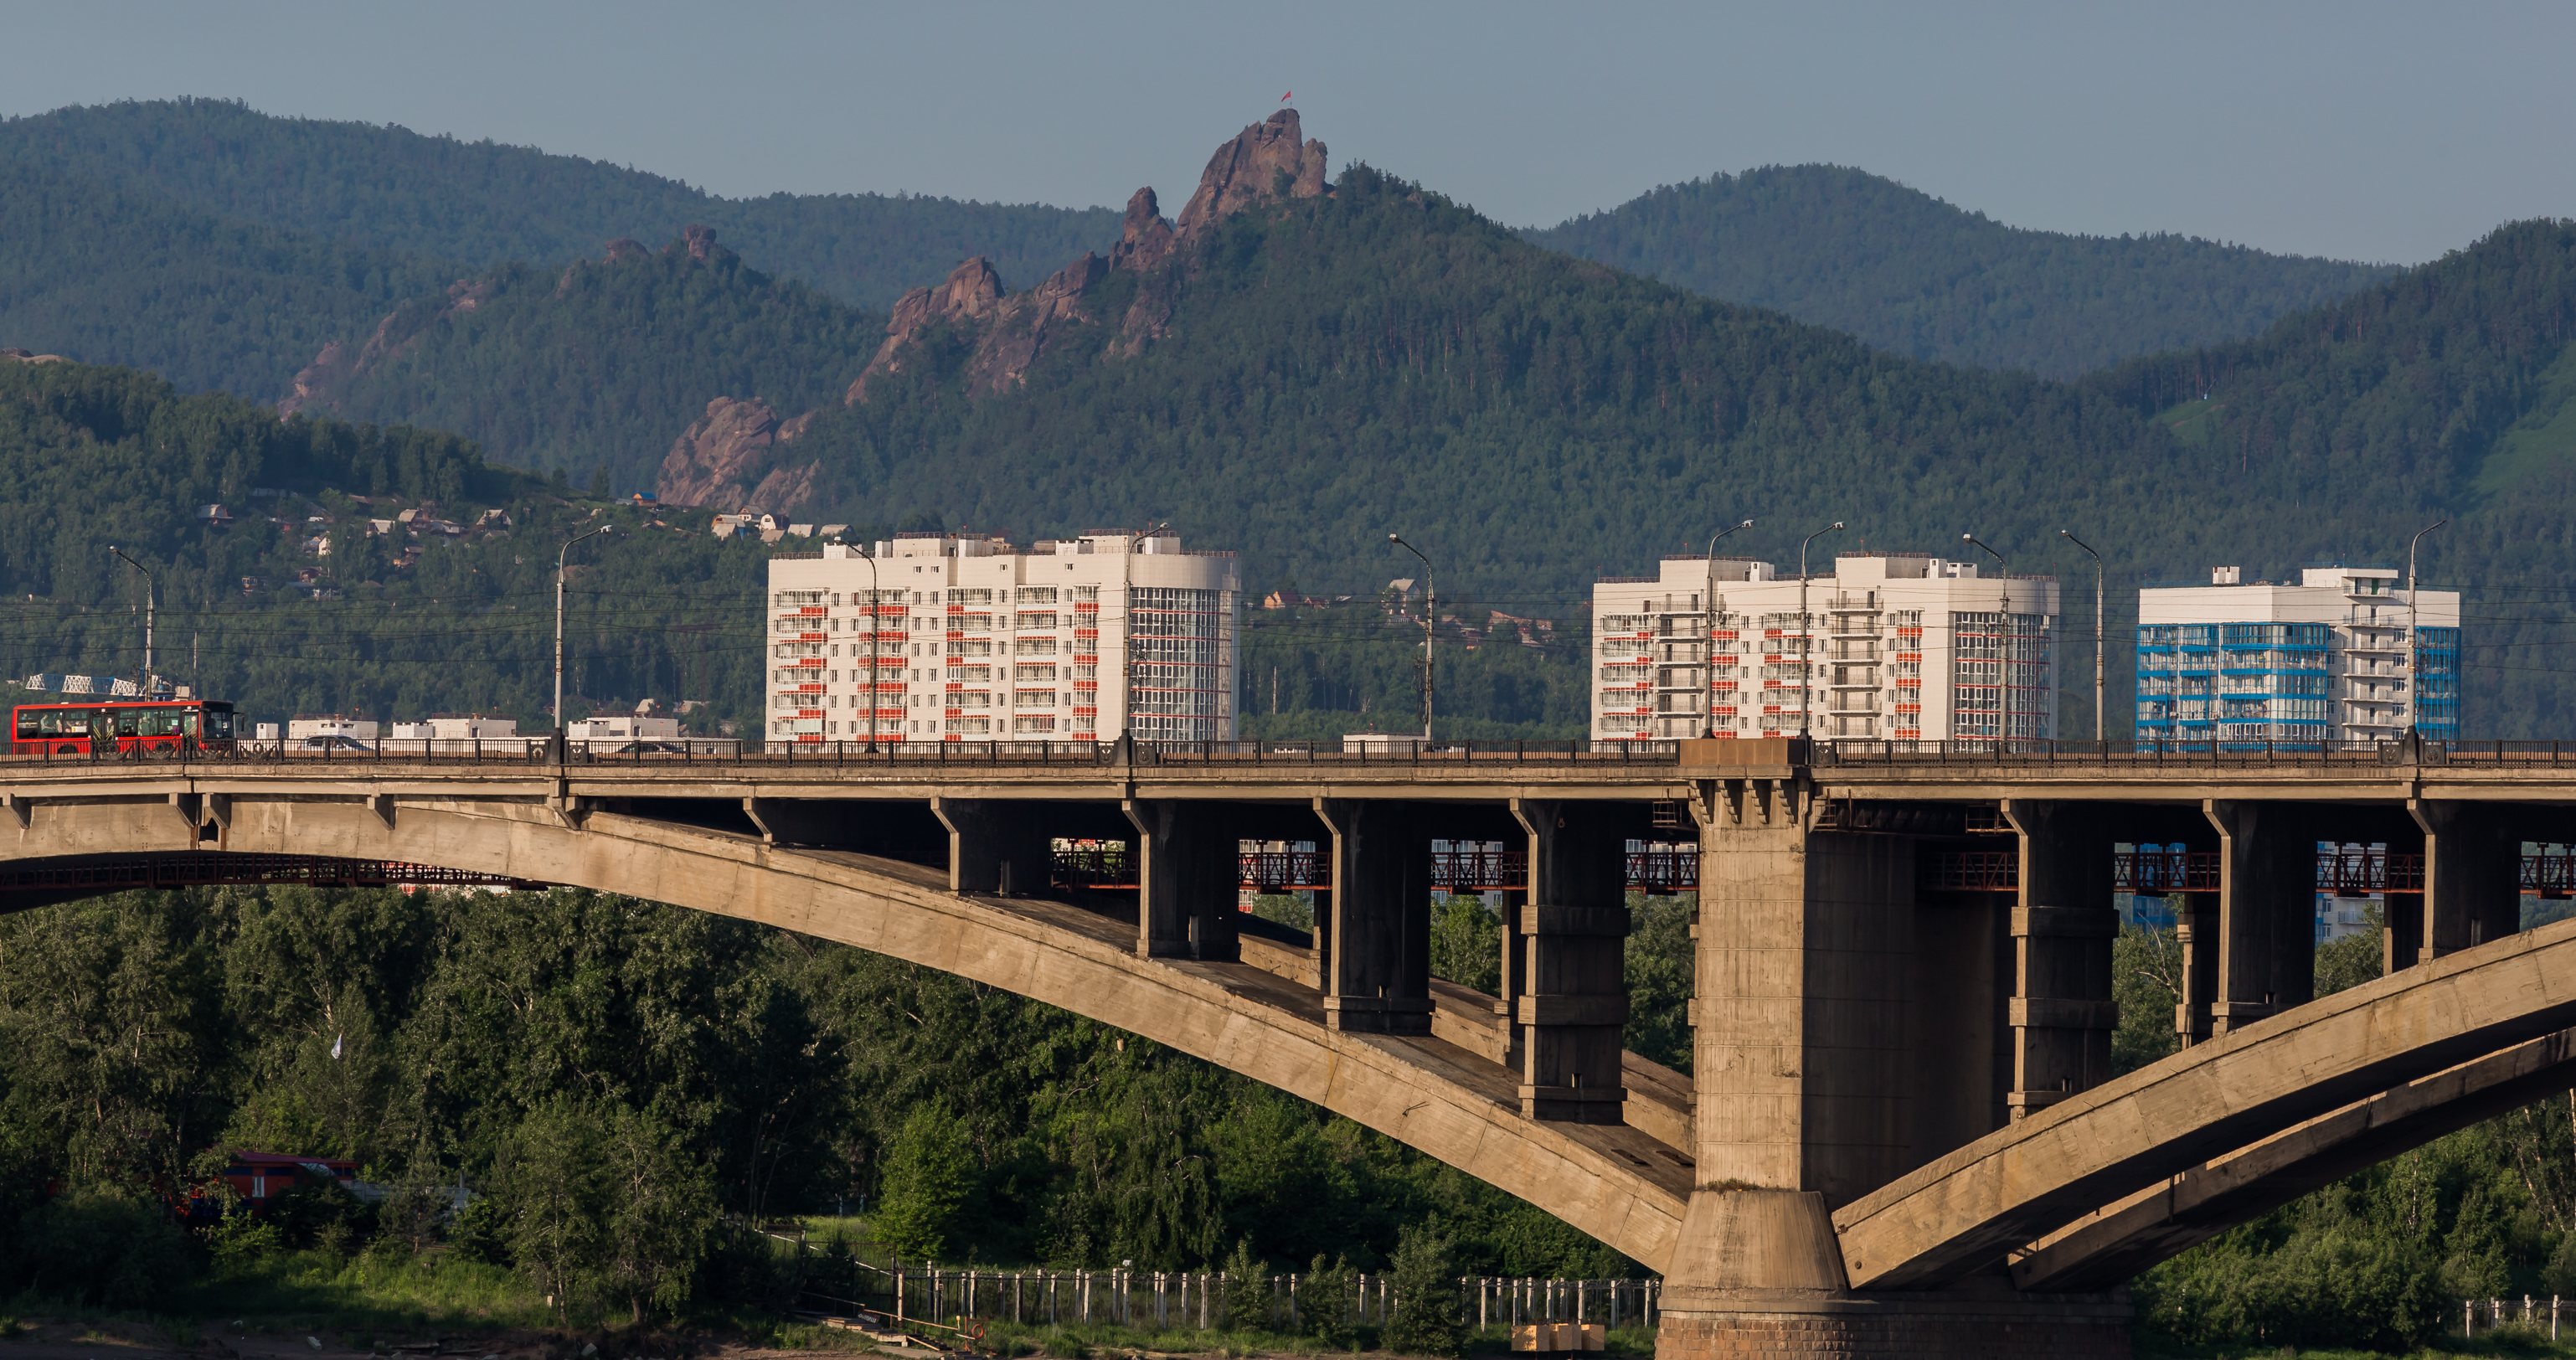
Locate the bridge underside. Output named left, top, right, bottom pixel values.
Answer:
left=0, top=790, right=1696, bottom=1271
left=16, top=745, right=2576, bottom=1358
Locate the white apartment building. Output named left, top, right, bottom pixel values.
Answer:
left=2136, top=564, right=2463, bottom=745
left=765, top=532, right=1241, bottom=744
left=1591, top=551, right=2059, bottom=744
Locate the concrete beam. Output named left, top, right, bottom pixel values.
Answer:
left=1834, top=913, right=2576, bottom=1290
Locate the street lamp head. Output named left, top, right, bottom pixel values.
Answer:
left=1388, top=533, right=1401, bottom=543
left=1961, top=532, right=1975, bottom=543
left=1740, top=518, right=1754, bottom=528
left=1829, top=522, right=1843, bottom=531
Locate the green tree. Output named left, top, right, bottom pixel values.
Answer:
left=494, top=1095, right=713, bottom=1322
left=1294, top=1252, right=1356, bottom=1347
left=1429, top=895, right=1500, bottom=995
left=2110, top=924, right=2183, bottom=1076
left=874, top=1102, right=979, bottom=1263
left=1381, top=1227, right=1462, bottom=1356
left=1221, top=1236, right=1272, bottom=1331
left=1624, top=893, right=1694, bottom=1074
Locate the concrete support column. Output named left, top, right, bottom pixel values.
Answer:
left=2000, top=801, right=2118, bottom=1120
left=1492, top=876, right=1529, bottom=1068
left=1312, top=798, right=1431, bottom=1035
left=1508, top=797, right=1630, bottom=1124
left=930, top=797, right=1050, bottom=897
left=2202, top=800, right=2317, bottom=1034
left=2411, top=799, right=2522, bottom=963
left=1657, top=765, right=2125, bottom=1358
left=1125, top=800, right=1240, bottom=962
left=1689, top=775, right=1911, bottom=1205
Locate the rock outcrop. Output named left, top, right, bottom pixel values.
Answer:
left=843, top=257, right=1007, bottom=403
left=654, top=396, right=822, bottom=514
left=280, top=276, right=497, bottom=415
left=1174, top=108, right=1328, bottom=237
left=1108, top=188, right=1175, bottom=275
left=838, top=110, right=1332, bottom=402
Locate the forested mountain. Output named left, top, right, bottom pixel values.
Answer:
left=736, top=144, right=2573, bottom=739
left=285, top=228, right=882, bottom=489
left=0, top=155, right=457, bottom=399
left=1525, top=165, right=2398, bottom=377
left=0, top=358, right=786, bottom=735
left=0, top=99, right=1121, bottom=312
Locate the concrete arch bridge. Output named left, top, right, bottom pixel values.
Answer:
left=8, top=736, right=2576, bottom=1357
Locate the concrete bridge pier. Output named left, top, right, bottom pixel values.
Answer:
left=2002, top=800, right=2118, bottom=1119
left=1314, top=798, right=1433, bottom=1034
left=2409, top=799, right=2526, bottom=963
left=930, top=796, right=1053, bottom=897
left=1656, top=772, right=2130, bottom=1359
left=2202, top=800, right=2321, bottom=1037
left=1508, top=798, right=1630, bottom=1123
left=1125, top=799, right=1240, bottom=961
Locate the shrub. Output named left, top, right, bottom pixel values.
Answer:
left=3, top=1187, right=198, bottom=1307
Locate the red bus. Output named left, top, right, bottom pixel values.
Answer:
left=12, top=697, right=238, bottom=756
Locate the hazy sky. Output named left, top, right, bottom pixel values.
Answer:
left=5, top=1, right=2568, bottom=265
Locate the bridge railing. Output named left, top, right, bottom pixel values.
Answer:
left=1817, top=737, right=2576, bottom=766
left=0, top=737, right=1688, bottom=770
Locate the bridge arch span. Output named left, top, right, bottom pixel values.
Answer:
left=0, top=791, right=1693, bottom=1270
left=1832, top=914, right=2576, bottom=1290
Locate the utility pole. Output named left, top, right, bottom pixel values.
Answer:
left=107, top=547, right=153, bottom=690
left=1796, top=523, right=1844, bottom=739
left=1701, top=518, right=1754, bottom=737
left=555, top=524, right=614, bottom=739
left=2059, top=530, right=2105, bottom=744
left=1121, top=521, right=1168, bottom=745
left=1389, top=534, right=1435, bottom=741
left=1961, top=533, right=2010, bottom=745
left=2400, top=515, right=2442, bottom=736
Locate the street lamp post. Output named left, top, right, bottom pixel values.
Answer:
left=106, top=547, right=154, bottom=691
left=1389, top=534, right=1435, bottom=742
left=1121, top=521, right=1168, bottom=746
left=2058, top=530, right=2105, bottom=744
left=1796, top=523, right=1844, bottom=739
left=1960, top=533, right=2009, bottom=748
left=555, top=524, right=614, bottom=743
left=1703, top=518, right=1755, bottom=738
left=840, top=538, right=882, bottom=753
left=2406, top=518, right=2446, bottom=739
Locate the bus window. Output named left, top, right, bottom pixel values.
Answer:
left=182, top=712, right=200, bottom=737
left=13, top=712, right=37, bottom=740
left=112, top=710, right=137, bottom=738
left=139, top=708, right=182, bottom=738
left=53, top=712, right=87, bottom=736
left=205, top=709, right=233, bottom=739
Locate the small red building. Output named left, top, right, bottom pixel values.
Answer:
left=216, top=1150, right=359, bottom=1212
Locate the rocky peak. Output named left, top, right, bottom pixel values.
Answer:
left=677, top=224, right=733, bottom=262
left=1110, top=187, right=1176, bottom=275
left=846, top=258, right=1009, bottom=403
left=1175, top=108, right=1327, bottom=238
left=603, top=238, right=650, bottom=263
left=655, top=395, right=819, bottom=513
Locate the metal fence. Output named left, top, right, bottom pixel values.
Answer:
left=766, top=1235, right=1659, bottom=1340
